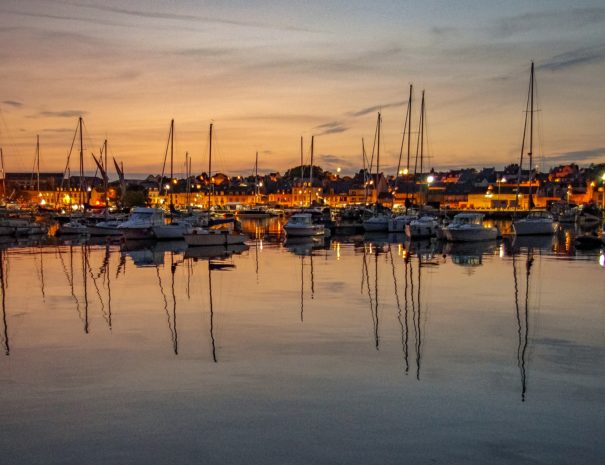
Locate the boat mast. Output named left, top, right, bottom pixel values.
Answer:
left=407, top=85, right=412, bottom=175
left=36, top=135, right=40, bottom=198
left=362, top=138, right=368, bottom=205
left=103, top=139, right=108, bottom=218
left=376, top=112, right=381, bottom=204
left=255, top=150, right=259, bottom=204
left=420, top=91, right=425, bottom=177
left=169, top=119, right=174, bottom=216
left=528, top=61, right=534, bottom=210
left=185, top=151, right=190, bottom=208
left=0, top=148, right=5, bottom=202
left=79, top=116, right=84, bottom=210
left=208, top=123, right=213, bottom=210
left=309, top=135, right=314, bottom=206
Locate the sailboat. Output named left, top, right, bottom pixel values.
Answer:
left=184, top=123, right=247, bottom=247
left=363, top=112, right=391, bottom=232
left=152, top=120, right=194, bottom=240
left=390, top=85, right=419, bottom=233
left=512, top=62, right=556, bottom=236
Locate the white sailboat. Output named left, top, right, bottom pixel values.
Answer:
left=184, top=123, right=248, bottom=247
left=152, top=120, right=193, bottom=240
left=363, top=113, right=391, bottom=232
left=512, top=62, right=556, bottom=236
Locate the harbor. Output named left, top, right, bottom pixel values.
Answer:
left=2, top=0, right=605, bottom=463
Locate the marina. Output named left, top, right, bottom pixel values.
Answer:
left=1, top=1, right=605, bottom=463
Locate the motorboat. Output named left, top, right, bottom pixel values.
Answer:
left=442, top=213, right=498, bottom=242
left=152, top=218, right=194, bottom=240
left=87, top=218, right=124, bottom=236
left=513, top=211, right=556, bottom=236
left=283, top=213, right=325, bottom=237
left=388, top=213, right=416, bottom=233
left=184, top=220, right=247, bottom=246
left=405, top=216, right=440, bottom=239
left=363, top=212, right=390, bottom=232
left=117, top=207, right=165, bottom=240
left=56, top=219, right=90, bottom=236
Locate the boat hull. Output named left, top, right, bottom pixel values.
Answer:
left=184, top=230, right=247, bottom=247
left=443, top=227, right=498, bottom=242
left=152, top=223, right=193, bottom=240
left=119, top=227, right=155, bottom=240
left=513, top=219, right=556, bottom=236
left=283, top=225, right=325, bottom=237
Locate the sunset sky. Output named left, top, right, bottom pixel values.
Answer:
left=1, top=0, right=604, bottom=178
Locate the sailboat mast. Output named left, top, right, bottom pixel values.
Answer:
left=0, top=148, right=5, bottom=201
left=208, top=123, right=213, bottom=209
left=79, top=116, right=84, bottom=209
left=103, top=139, right=108, bottom=217
left=309, top=135, right=314, bottom=206
left=376, top=112, right=381, bottom=182
left=407, top=85, right=412, bottom=173
left=170, top=119, right=174, bottom=214
left=529, top=62, right=534, bottom=174
left=185, top=152, right=190, bottom=207
left=255, top=150, right=259, bottom=202
left=420, top=91, right=425, bottom=177
left=36, top=135, right=40, bottom=196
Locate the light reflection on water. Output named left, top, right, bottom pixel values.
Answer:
left=0, top=221, right=603, bottom=465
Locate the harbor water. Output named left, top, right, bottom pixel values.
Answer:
left=0, top=221, right=603, bottom=464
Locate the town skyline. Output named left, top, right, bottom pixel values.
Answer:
left=1, top=1, right=604, bottom=176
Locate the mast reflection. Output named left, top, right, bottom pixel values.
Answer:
left=512, top=245, right=534, bottom=402
left=1, top=249, right=9, bottom=355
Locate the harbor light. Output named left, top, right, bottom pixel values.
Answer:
left=337, top=167, right=341, bottom=173
left=427, top=175, right=435, bottom=184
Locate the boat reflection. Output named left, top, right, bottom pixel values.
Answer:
left=184, top=243, right=249, bottom=260
left=444, top=240, right=498, bottom=268
left=122, top=240, right=187, bottom=267
left=511, top=234, right=554, bottom=251
left=283, top=236, right=328, bottom=256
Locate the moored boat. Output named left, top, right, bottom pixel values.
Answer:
left=442, top=213, right=498, bottom=242
left=117, top=207, right=165, bottom=240
left=283, top=213, right=325, bottom=237
left=184, top=227, right=247, bottom=247
left=513, top=211, right=557, bottom=236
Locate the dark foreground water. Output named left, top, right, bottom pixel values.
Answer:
left=0, top=228, right=603, bottom=464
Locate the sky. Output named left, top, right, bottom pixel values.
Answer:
left=0, top=0, right=604, bottom=178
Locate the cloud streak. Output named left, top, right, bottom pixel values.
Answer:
left=37, top=110, right=87, bottom=118
left=349, top=100, right=405, bottom=118
left=538, top=46, right=605, bottom=71
left=494, top=8, right=605, bottom=38
left=2, top=100, right=23, bottom=108
left=547, top=147, right=605, bottom=163
left=67, top=1, right=314, bottom=33
left=314, top=121, right=348, bottom=136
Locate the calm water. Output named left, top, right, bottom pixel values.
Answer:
left=0, top=221, right=604, bottom=465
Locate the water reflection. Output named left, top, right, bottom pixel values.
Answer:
left=512, top=247, right=534, bottom=402
left=444, top=241, right=498, bottom=269
left=1, top=249, right=8, bottom=355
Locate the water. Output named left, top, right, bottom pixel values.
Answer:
left=0, top=223, right=604, bottom=465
